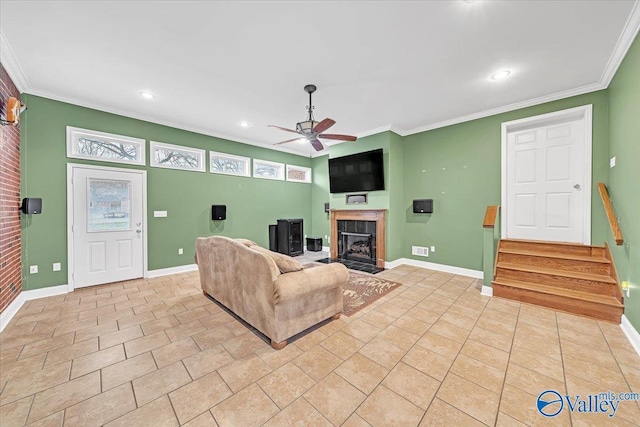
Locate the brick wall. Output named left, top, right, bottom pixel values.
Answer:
left=0, top=65, right=22, bottom=312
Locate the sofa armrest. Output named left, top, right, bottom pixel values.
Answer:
left=274, top=263, right=348, bottom=304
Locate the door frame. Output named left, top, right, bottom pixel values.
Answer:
left=67, top=163, right=148, bottom=292
left=500, top=104, right=593, bottom=244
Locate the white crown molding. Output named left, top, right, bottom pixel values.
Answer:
left=621, top=314, right=640, bottom=357
left=384, top=257, right=483, bottom=279
left=24, top=87, right=312, bottom=159
left=0, top=32, right=30, bottom=92
left=600, top=0, right=640, bottom=86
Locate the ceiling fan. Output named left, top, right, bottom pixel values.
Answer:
left=269, top=84, right=357, bottom=151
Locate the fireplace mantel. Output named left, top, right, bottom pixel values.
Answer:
left=330, top=209, right=386, bottom=268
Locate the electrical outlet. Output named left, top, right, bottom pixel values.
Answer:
left=154, top=211, right=168, bottom=217
left=610, top=157, right=616, bottom=168
left=30, top=265, right=38, bottom=274
left=622, top=281, right=630, bottom=297
left=53, top=262, right=61, bottom=271
left=431, top=246, right=436, bottom=253
left=178, top=248, right=183, bottom=255
left=324, top=235, right=328, bottom=240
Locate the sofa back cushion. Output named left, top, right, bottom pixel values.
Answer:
left=235, top=238, right=258, bottom=247
left=252, top=246, right=304, bottom=273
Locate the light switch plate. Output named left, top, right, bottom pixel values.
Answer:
left=154, top=211, right=168, bottom=218
left=53, top=262, right=61, bottom=271
left=30, top=265, right=38, bottom=274
left=178, top=248, right=183, bottom=255
left=610, top=157, right=616, bottom=168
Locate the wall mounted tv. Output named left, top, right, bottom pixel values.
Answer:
left=329, top=148, right=385, bottom=193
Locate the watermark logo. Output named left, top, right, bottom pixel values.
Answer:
left=537, top=390, right=564, bottom=417
left=537, top=390, right=640, bottom=418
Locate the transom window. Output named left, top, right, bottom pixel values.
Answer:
left=66, top=126, right=145, bottom=165
left=210, top=151, right=251, bottom=177
left=150, top=141, right=205, bottom=172
left=253, top=159, right=285, bottom=180
left=286, top=165, right=312, bottom=183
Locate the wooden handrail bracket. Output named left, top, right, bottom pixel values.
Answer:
left=483, top=206, right=500, bottom=228
left=598, top=183, right=623, bottom=245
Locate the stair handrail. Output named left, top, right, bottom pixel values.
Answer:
left=598, top=183, right=623, bottom=245
left=483, top=206, right=500, bottom=228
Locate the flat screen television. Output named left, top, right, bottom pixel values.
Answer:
left=328, top=148, right=385, bottom=193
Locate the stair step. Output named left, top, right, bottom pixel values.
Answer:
left=500, top=239, right=605, bottom=257
left=492, top=280, right=623, bottom=323
left=495, top=262, right=616, bottom=284
left=497, top=251, right=610, bottom=275
left=498, top=248, right=610, bottom=263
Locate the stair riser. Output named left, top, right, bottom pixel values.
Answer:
left=498, top=253, right=610, bottom=275
left=493, top=284, right=622, bottom=323
left=495, top=268, right=616, bottom=296
left=500, top=240, right=604, bottom=257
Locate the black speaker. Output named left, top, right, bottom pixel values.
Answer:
left=268, top=224, right=278, bottom=251
left=413, top=199, right=433, bottom=213
left=21, top=198, right=42, bottom=214
left=324, top=203, right=330, bottom=213
left=212, top=205, right=226, bottom=220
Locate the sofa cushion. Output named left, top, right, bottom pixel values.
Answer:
left=235, top=238, right=258, bottom=247
left=252, top=246, right=304, bottom=273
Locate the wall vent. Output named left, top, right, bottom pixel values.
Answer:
left=412, top=246, right=429, bottom=257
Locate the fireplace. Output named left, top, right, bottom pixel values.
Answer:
left=330, top=209, right=386, bottom=268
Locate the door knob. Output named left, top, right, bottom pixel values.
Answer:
left=573, top=184, right=581, bottom=190
left=136, top=229, right=142, bottom=234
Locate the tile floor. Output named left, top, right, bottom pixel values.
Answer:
left=1, top=265, right=640, bottom=426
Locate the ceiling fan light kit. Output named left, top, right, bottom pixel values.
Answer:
left=269, top=84, right=358, bottom=151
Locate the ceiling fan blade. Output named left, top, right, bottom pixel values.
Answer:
left=273, top=137, right=304, bottom=146
left=309, top=138, right=324, bottom=151
left=313, top=118, right=336, bottom=134
left=318, top=134, right=358, bottom=142
left=268, top=125, right=300, bottom=134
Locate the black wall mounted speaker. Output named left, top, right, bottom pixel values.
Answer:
left=324, top=203, right=330, bottom=213
left=413, top=199, right=433, bottom=214
left=212, top=205, right=226, bottom=220
left=21, top=198, right=42, bottom=214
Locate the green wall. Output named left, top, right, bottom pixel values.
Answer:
left=20, top=95, right=312, bottom=290
left=402, top=90, right=610, bottom=271
left=607, top=33, right=640, bottom=330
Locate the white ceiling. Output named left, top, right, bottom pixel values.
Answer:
left=2, top=1, right=639, bottom=157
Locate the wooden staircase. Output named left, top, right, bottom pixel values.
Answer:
left=492, top=239, right=624, bottom=323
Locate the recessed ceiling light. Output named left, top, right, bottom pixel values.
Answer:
left=490, top=70, right=511, bottom=81
left=139, top=91, right=155, bottom=100
left=239, top=121, right=251, bottom=128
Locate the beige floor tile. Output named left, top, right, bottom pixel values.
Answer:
left=116, top=311, right=156, bottom=330
left=28, top=410, right=64, bottom=427
left=99, top=325, right=144, bottom=349
left=467, top=325, right=513, bottom=352
left=509, top=344, right=565, bottom=383
left=496, top=411, right=528, bottom=427
left=132, top=361, right=192, bottom=406
left=436, top=373, right=499, bottom=425
left=419, top=398, right=485, bottom=427
left=342, top=413, right=373, bottom=427
left=257, top=362, right=316, bottom=409
left=28, top=371, right=101, bottom=423
left=320, top=331, right=365, bottom=360
left=429, top=319, right=471, bottom=344
left=0, top=361, right=71, bottom=405
left=475, top=315, right=516, bottom=338
left=403, top=345, right=453, bottom=381
left=262, top=397, right=331, bottom=427
left=460, top=338, right=509, bottom=371
left=97, top=308, right=135, bottom=325
left=377, top=325, right=420, bottom=350
left=165, top=319, right=207, bottom=342
left=44, top=338, right=98, bottom=367
left=0, top=346, right=23, bottom=364
left=181, top=411, right=219, bottom=427
left=19, top=333, right=74, bottom=359
left=392, top=316, right=431, bottom=336
left=358, top=337, right=405, bottom=370
left=334, top=353, right=389, bottom=395
left=217, top=353, right=272, bottom=392
left=105, top=395, right=179, bottom=427
left=415, top=330, right=463, bottom=359
left=499, top=384, right=570, bottom=426
left=610, top=346, right=640, bottom=367
left=52, top=317, right=98, bottom=337
left=74, top=321, right=119, bottom=343
left=357, top=385, right=424, bottom=427
left=382, top=362, right=440, bottom=410
left=139, top=314, right=181, bottom=336
left=293, top=345, right=343, bottom=381
left=506, top=363, right=566, bottom=395
left=174, top=306, right=212, bottom=324
left=291, top=329, right=328, bottom=351
left=124, top=330, right=171, bottom=358
left=0, top=353, right=47, bottom=384
left=101, top=352, right=157, bottom=391
left=152, top=336, right=201, bottom=368
left=360, top=310, right=396, bottom=329
left=303, top=373, right=366, bottom=426
left=169, top=371, right=232, bottom=424
left=450, top=354, right=505, bottom=394
left=221, top=331, right=266, bottom=359
left=182, top=345, right=234, bottom=379
left=0, top=395, right=33, bottom=427
left=341, top=319, right=382, bottom=343
left=63, top=382, right=136, bottom=427
left=70, top=344, right=125, bottom=379
left=211, top=383, right=279, bottom=427
left=254, top=343, right=303, bottom=370
left=438, top=312, right=476, bottom=332
left=198, top=311, right=234, bottom=329
left=192, top=325, right=237, bottom=351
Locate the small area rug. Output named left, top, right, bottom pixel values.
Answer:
left=304, top=264, right=402, bottom=316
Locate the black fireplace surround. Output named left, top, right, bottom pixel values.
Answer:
left=337, top=220, right=377, bottom=265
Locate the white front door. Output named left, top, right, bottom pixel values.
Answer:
left=502, top=106, right=592, bottom=244
left=69, top=165, right=145, bottom=288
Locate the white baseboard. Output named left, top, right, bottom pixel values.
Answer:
left=147, top=264, right=198, bottom=278
left=0, top=284, right=69, bottom=332
left=481, top=285, right=493, bottom=297
left=621, top=315, right=640, bottom=357
left=322, top=246, right=330, bottom=252
left=385, top=257, right=483, bottom=279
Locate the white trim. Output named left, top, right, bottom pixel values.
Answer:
left=481, top=285, right=493, bottom=297
left=150, top=140, right=206, bottom=172
left=0, top=32, right=30, bottom=92
left=500, top=104, right=593, bottom=245
left=66, top=126, right=146, bottom=166
left=384, top=257, right=483, bottom=279
left=621, top=314, right=640, bottom=357
left=286, top=164, right=312, bottom=183
left=209, top=151, right=251, bottom=177
left=0, top=293, right=24, bottom=332
left=1, top=285, right=69, bottom=332
left=67, top=163, right=148, bottom=291
left=600, top=1, right=640, bottom=87
left=322, top=246, right=330, bottom=252
left=147, top=264, right=198, bottom=278
left=253, top=159, right=285, bottom=181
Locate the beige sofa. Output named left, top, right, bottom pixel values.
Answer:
left=195, top=236, right=348, bottom=349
